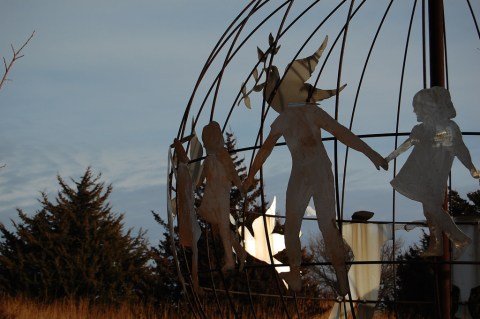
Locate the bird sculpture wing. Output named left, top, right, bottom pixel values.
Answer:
left=283, top=35, right=328, bottom=86
left=310, top=83, right=347, bottom=102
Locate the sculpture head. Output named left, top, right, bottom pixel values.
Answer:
left=173, top=139, right=189, bottom=164
left=202, top=121, right=225, bottom=153
left=413, top=86, right=456, bottom=122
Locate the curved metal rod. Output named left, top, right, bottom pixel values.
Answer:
left=443, top=7, right=450, bottom=90
left=466, top=0, right=480, bottom=40
left=257, top=3, right=297, bottom=318
left=332, top=1, right=358, bottom=317
left=177, top=0, right=263, bottom=139
left=339, top=0, right=394, bottom=225
left=221, top=1, right=292, bottom=132
left=192, top=1, right=288, bottom=135
left=187, top=1, right=271, bottom=139
left=422, top=0, right=427, bottom=88
left=392, top=0, right=418, bottom=227
left=209, top=1, right=265, bottom=122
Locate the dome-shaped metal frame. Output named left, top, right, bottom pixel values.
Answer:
left=167, top=1, right=480, bottom=318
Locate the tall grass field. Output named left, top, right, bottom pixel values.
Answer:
left=0, top=297, right=400, bottom=319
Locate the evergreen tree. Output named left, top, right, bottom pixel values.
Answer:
left=149, top=212, right=183, bottom=303
left=0, top=168, right=151, bottom=303
left=450, top=189, right=480, bottom=217
left=395, top=232, right=436, bottom=318
left=224, top=130, right=263, bottom=233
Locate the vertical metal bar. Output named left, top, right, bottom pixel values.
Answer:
left=393, top=0, right=418, bottom=314
left=334, top=2, right=358, bottom=317
left=259, top=3, right=297, bottom=317
left=428, top=1, right=450, bottom=318
left=334, top=0, right=356, bottom=230
left=428, top=0, right=445, bottom=87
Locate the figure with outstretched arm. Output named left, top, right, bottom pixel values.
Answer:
left=172, top=138, right=202, bottom=293
left=245, top=103, right=387, bottom=296
left=242, top=35, right=387, bottom=296
left=385, top=87, right=479, bottom=259
left=196, top=121, right=247, bottom=273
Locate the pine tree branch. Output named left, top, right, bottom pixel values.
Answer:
left=0, top=31, right=35, bottom=92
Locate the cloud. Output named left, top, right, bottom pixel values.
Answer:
left=0, top=141, right=167, bottom=219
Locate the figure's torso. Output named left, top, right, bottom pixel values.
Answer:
left=272, top=104, right=330, bottom=167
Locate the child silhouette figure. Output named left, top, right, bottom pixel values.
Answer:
left=386, top=87, right=479, bottom=258
left=197, top=121, right=247, bottom=273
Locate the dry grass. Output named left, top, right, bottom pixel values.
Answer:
left=0, top=297, right=395, bottom=319
left=0, top=297, right=177, bottom=319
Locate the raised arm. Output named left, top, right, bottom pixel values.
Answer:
left=173, top=138, right=190, bottom=164
left=244, top=131, right=282, bottom=190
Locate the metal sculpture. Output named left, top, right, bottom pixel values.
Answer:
left=385, top=87, right=479, bottom=259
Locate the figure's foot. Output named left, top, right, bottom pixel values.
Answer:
left=279, top=270, right=302, bottom=292
left=335, top=274, right=350, bottom=297
left=330, top=240, right=352, bottom=297
left=452, top=237, right=472, bottom=260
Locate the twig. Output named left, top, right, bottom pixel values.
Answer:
left=0, top=30, right=35, bottom=91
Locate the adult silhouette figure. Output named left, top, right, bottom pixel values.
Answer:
left=245, top=101, right=387, bottom=295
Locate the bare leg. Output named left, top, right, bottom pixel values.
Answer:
left=313, top=181, right=350, bottom=297
left=280, top=177, right=311, bottom=292
left=218, top=222, right=235, bottom=273
left=421, top=209, right=443, bottom=257
left=423, top=202, right=471, bottom=259
left=230, top=230, right=247, bottom=271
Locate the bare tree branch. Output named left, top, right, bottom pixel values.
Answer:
left=0, top=30, right=35, bottom=91
left=1, top=31, right=34, bottom=170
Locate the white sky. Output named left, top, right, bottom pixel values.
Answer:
left=1, top=1, right=479, bottom=247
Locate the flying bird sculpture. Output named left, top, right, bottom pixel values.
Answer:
left=240, top=35, right=346, bottom=112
